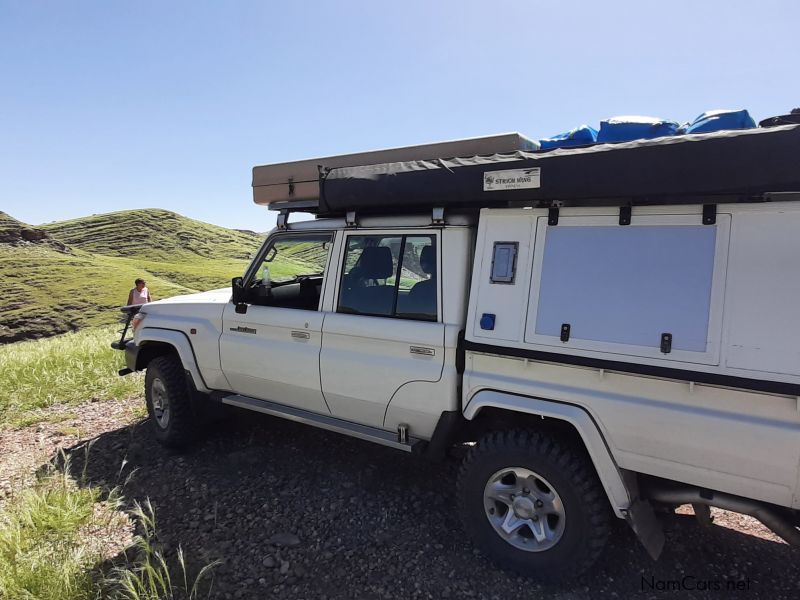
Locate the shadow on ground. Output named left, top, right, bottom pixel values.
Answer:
left=60, top=409, right=800, bottom=600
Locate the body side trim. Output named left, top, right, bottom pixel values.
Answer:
left=464, top=341, right=800, bottom=397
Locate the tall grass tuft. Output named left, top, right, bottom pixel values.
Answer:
left=111, top=499, right=219, bottom=600
left=0, top=326, right=144, bottom=427
left=0, top=454, right=104, bottom=600
left=0, top=450, right=218, bottom=600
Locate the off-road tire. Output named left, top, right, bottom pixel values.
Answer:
left=144, top=355, right=197, bottom=449
left=457, top=429, right=611, bottom=581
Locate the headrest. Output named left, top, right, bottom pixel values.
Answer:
left=355, top=246, right=394, bottom=279
left=419, top=245, right=435, bottom=275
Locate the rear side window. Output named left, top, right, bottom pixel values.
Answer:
left=338, top=234, right=437, bottom=321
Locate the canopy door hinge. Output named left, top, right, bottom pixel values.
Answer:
left=702, top=204, right=717, bottom=225
left=619, top=205, right=632, bottom=226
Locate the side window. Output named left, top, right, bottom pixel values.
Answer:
left=338, top=234, right=437, bottom=321
left=526, top=221, right=720, bottom=356
left=248, top=233, right=332, bottom=310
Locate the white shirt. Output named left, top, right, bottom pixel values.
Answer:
left=131, top=286, right=150, bottom=305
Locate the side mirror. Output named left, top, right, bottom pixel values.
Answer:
left=231, top=277, right=247, bottom=305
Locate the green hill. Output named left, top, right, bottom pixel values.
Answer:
left=42, top=209, right=259, bottom=262
left=0, top=209, right=263, bottom=343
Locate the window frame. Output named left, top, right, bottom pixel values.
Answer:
left=334, top=230, right=440, bottom=322
left=523, top=214, right=731, bottom=365
left=241, top=230, right=336, bottom=311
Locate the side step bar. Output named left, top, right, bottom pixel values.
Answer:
left=221, top=394, right=423, bottom=453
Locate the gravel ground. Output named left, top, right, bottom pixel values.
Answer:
left=0, top=396, right=143, bottom=507
left=5, top=397, right=800, bottom=599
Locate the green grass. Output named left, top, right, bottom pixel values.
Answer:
left=0, top=244, right=196, bottom=342
left=0, top=326, right=143, bottom=427
left=112, top=500, right=219, bottom=600
left=1, top=208, right=263, bottom=342
left=0, top=457, right=216, bottom=600
left=0, top=459, right=107, bottom=600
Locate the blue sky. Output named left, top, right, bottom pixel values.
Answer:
left=2, top=0, right=799, bottom=230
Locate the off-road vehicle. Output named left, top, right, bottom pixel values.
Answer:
left=116, top=123, right=800, bottom=579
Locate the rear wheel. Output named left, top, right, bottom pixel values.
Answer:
left=458, top=429, right=611, bottom=581
left=144, top=355, right=197, bottom=448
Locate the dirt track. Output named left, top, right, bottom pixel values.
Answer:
left=3, top=397, right=800, bottom=599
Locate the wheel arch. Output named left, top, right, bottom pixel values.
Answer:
left=463, top=389, right=631, bottom=517
left=135, top=328, right=209, bottom=393
left=136, top=342, right=176, bottom=370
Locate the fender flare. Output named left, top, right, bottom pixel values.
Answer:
left=136, top=327, right=210, bottom=393
left=464, top=389, right=631, bottom=516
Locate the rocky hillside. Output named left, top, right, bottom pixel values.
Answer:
left=0, top=211, right=70, bottom=252
left=0, top=209, right=263, bottom=343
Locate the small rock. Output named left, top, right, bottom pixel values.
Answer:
left=262, top=556, right=276, bottom=568
left=280, top=561, right=290, bottom=575
left=268, top=532, right=301, bottom=547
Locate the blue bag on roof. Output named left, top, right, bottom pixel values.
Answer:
left=539, top=124, right=598, bottom=150
left=597, top=115, right=679, bottom=143
left=683, top=109, right=756, bottom=134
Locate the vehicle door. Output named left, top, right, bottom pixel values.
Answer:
left=220, top=231, right=334, bottom=414
left=319, top=231, right=445, bottom=428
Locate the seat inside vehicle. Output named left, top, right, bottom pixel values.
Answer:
left=396, top=244, right=436, bottom=320
left=339, top=246, right=395, bottom=316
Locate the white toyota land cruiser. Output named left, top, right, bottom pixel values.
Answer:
left=116, top=126, right=800, bottom=580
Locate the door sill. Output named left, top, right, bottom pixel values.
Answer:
left=221, top=394, right=423, bottom=452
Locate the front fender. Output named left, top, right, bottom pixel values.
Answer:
left=464, top=389, right=631, bottom=516
left=136, top=327, right=210, bottom=393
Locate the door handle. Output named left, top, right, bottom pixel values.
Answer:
left=410, top=346, right=435, bottom=356
left=291, top=330, right=311, bottom=340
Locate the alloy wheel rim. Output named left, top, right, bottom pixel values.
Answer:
left=483, top=466, right=566, bottom=552
left=150, top=377, right=171, bottom=429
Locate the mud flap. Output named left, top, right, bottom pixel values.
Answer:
left=626, top=499, right=665, bottom=560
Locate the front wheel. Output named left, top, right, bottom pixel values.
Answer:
left=144, top=355, right=198, bottom=448
left=457, top=430, right=611, bottom=581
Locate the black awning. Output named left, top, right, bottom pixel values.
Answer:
left=318, top=125, right=800, bottom=215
